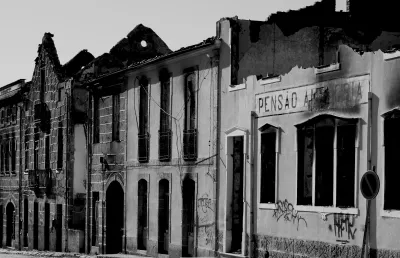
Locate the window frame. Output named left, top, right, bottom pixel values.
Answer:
left=257, top=124, right=280, bottom=210
left=381, top=109, right=400, bottom=218
left=295, top=115, right=360, bottom=217
left=112, top=94, right=120, bottom=142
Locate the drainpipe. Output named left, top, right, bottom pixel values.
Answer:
left=249, top=111, right=257, bottom=258
left=85, top=88, right=92, bottom=254
left=213, top=44, right=221, bottom=256
left=18, top=101, right=24, bottom=250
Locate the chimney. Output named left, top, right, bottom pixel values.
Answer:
left=335, top=0, right=349, bottom=12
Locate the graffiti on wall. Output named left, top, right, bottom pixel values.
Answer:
left=198, top=193, right=213, bottom=213
left=272, top=199, right=307, bottom=230
left=328, top=214, right=357, bottom=241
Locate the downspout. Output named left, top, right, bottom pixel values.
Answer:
left=124, top=79, right=128, bottom=253
left=85, top=88, right=92, bottom=253
left=213, top=42, right=221, bottom=256
left=64, top=85, right=70, bottom=252
left=249, top=111, right=257, bottom=258
left=18, top=101, right=24, bottom=250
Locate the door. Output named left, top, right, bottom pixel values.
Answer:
left=24, top=199, right=28, bottom=247
left=158, top=179, right=169, bottom=254
left=231, top=136, right=243, bottom=253
left=137, top=179, right=148, bottom=250
left=44, top=203, right=50, bottom=250
left=6, top=202, right=15, bottom=247
left=33, top=202, right=38, bottom=250
left=182, top=178, right=195, bottom=257
left=106, top=181, right=124, bottom=254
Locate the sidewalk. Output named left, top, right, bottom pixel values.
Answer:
left=0, top=248, right=150, bottom=258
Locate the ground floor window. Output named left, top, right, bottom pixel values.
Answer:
left=297, top=115, right=357, bottom=208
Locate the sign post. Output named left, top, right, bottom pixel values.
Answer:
left=360, top=170, right=380, bottom=258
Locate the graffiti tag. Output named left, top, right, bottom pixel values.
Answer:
left=329, top=214, right=357, bottom=240
left=198, top=193, right=213, bottom=213
left=272, top=199, right=307, bottom=230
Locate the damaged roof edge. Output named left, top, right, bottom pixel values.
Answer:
left=85, top=37, right=220, bottom=85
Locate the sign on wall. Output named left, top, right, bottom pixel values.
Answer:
left=255, top=75, right=369, bottom=116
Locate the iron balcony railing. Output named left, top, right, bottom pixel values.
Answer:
left=28, top=168, right=53, bottom=194
left=138, top=132, right=150, bottom=163
left=183, top=129, right=197, bottom=161
left=159, top=130, right=172, bottom=161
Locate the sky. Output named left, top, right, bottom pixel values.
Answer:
left=0, top=0, right=321, bottom=87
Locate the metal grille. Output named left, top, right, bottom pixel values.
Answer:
left=159, top=130, right=172, bottom=161
left=138, top=133, right=150, bottom=163
left=183, top=129, right=197, bottom=161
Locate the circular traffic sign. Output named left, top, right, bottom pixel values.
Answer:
left=360, top=170, right=380, bottom=200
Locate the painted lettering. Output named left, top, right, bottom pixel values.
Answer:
left=304, top=91, right=308, bottom=107
left=271, top=95, right=276, bottom=111
left=284, top=93, right=290, bottom=109
left=292, top=92, right=297, bottom=108
left=258, top=98, right=263, bottom=112
left=278, top=95, right=283, bottom=110
left=265, top=96, right=270, bottom=112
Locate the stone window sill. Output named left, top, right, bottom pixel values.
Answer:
left=260, top=75, right=281, bottom=85
left=228, top=83, right=246, bottom=92
left=383, top=50, right=400, bottom=61
left=381, top=209, right=400, bottom=218
left=315, top=63, right=341, bottom=74
left=295, top=205, right=359, bottom=220
left=259, top=203, right=277, bottom=210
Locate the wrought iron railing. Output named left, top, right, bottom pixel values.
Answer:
left=138, top=132, right=150, bottom=163
left=28, top=168, right=52, bottom=195
left=159, top=130, right=172, bottom=161
left=183, top=129, right=197, bottom=161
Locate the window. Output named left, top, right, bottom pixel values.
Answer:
left=34, top=127, right=39, bottom=170
left=11, top=136, right=15, bottom=173
left=138, top=77, right=149, bottom=162
left=384, top=110, right=400, bottom=210
left=11, top=106, right=17, bottom=122
left=297, top=115, right=357, bottom=208
left=159, top=71, right=171, bottom=161
left=25, top=130, right=30, bottom=171
left=40, top=62, right=45, bottom=102
left=0, top=109, right=4, bottom=126
left=6, top=107, right=10, bottom=124
left=183, top=71, right=197, bottom=160
left=45, top=134, right=50, bottom=170
left=93, top=96, right=100, bottom=144
left=5, top=136, right=9, bottom=173
left=0, top=140, right=3, bottom=173
left=259, top=126, right=279, bottom=204
left=112, top=94, right=120, bottom=141
left=57, top=122, right=63, bottom=170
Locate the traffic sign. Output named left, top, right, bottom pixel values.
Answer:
left=360, top=170, right=380, bottom=200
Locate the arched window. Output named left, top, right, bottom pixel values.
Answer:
left=296, top=115, right=358, bottom=208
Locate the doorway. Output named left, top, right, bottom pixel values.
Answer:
left=158, top=179, right=169, bottom=254
left=6, top=202, right=15, bottom=247
left=92, top=192, right=99, bottom=247
left=44, top=203, right=50, bottom=250
left=0, top=205, right=3, bottom=247
left=182, top=178, right=195, bottom=257
left=106, top=181, right=124, bottom=254
left=137, top=179, right=148, bottom=250
left=56, top=204, right=62, bottom=252
left=33, top=201, right=38, bottom=250
left=24, top=199, right=28, bottom=247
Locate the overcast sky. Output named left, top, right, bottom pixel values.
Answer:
left=0, top=0, right=321, bottom=87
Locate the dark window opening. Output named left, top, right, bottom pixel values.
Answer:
left=159, top=74, right=171, bottom=161
left=138, top=77, right=149, bottom=163
left=57, top=122, right=63, bottom=170
left=158, top=179, right=169, bottom=254
left=260, top=131, right=276, bottom=204
left=25, top=130, right=30, bottom=171
left=138, top=179, right=148, bottom=250
left=11, top=136, right=16, bottom=173
left=93, top=96, right=100, bottom=144
left=92, top=192, right=99, bottom=247
left=384, top=113, right=400, bottom=210
left=5, top=136, right=9, bottom=173
left=183, top=73, right=197, bottom=160
left=112, top=94, right=120, bottom=141
left=297, top=116, right=357, bottom=207
left=45, top=134, right=50, bottom=170
left=40, top=66, right=45, bottom=102
left=0, top=109, right=4, bottom=124
left=34, top=127, right=39, bottom=170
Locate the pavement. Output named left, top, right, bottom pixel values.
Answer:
left=0, top=248, right=149, bottom=258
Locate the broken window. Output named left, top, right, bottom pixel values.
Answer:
left=112, top=94, right=120, bottom=141
left=138, top=77, right=149, bottom=162
left=297, top=115, right=357, bottom=207
left=183, top=72, right=197, bottom=160
left=57, top=122, right=63, bottom=170
left=159, top=71, right=171, bottom=161
left=260, top=128, right=277, bottom=204
left=93, top=96, right=100, bottom=144
left=384, top=111, right=400, bottom=210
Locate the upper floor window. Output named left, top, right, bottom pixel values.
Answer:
left=57, top=122, right=63, bottom=170
left=183, top=71, right=198, bottom=161
left=112, top=94, right=120, bottom=141
left=138, top=77, right=150, bottom=163
left=93, top=96, right=100, bottom=144
left=40, top=61, right=45, bottom=102
left=259, top=124, right=279, bottom=204
left=297, top=115, right=357, bottom=208
left=0, top=108, right=4, bottom=126
left=159, top=71, right=171, bottom=161
left=383, top=110, right=400, bottom=210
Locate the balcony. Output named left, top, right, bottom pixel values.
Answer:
left=28, top=169, right=53, bottom=196
left=159, top=130, right=172, bottom=161
left=138, top=132, right=150, bottom=163
left=183, top=129, right=197, bottom=161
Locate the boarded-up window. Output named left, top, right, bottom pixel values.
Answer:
left=260, top=130, right=277, bottom=204
left=297, top=116, right=357, bottom=207
left=112, top=94, right=120, bottom=141
left=93, top=97, right=100, bottom=144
